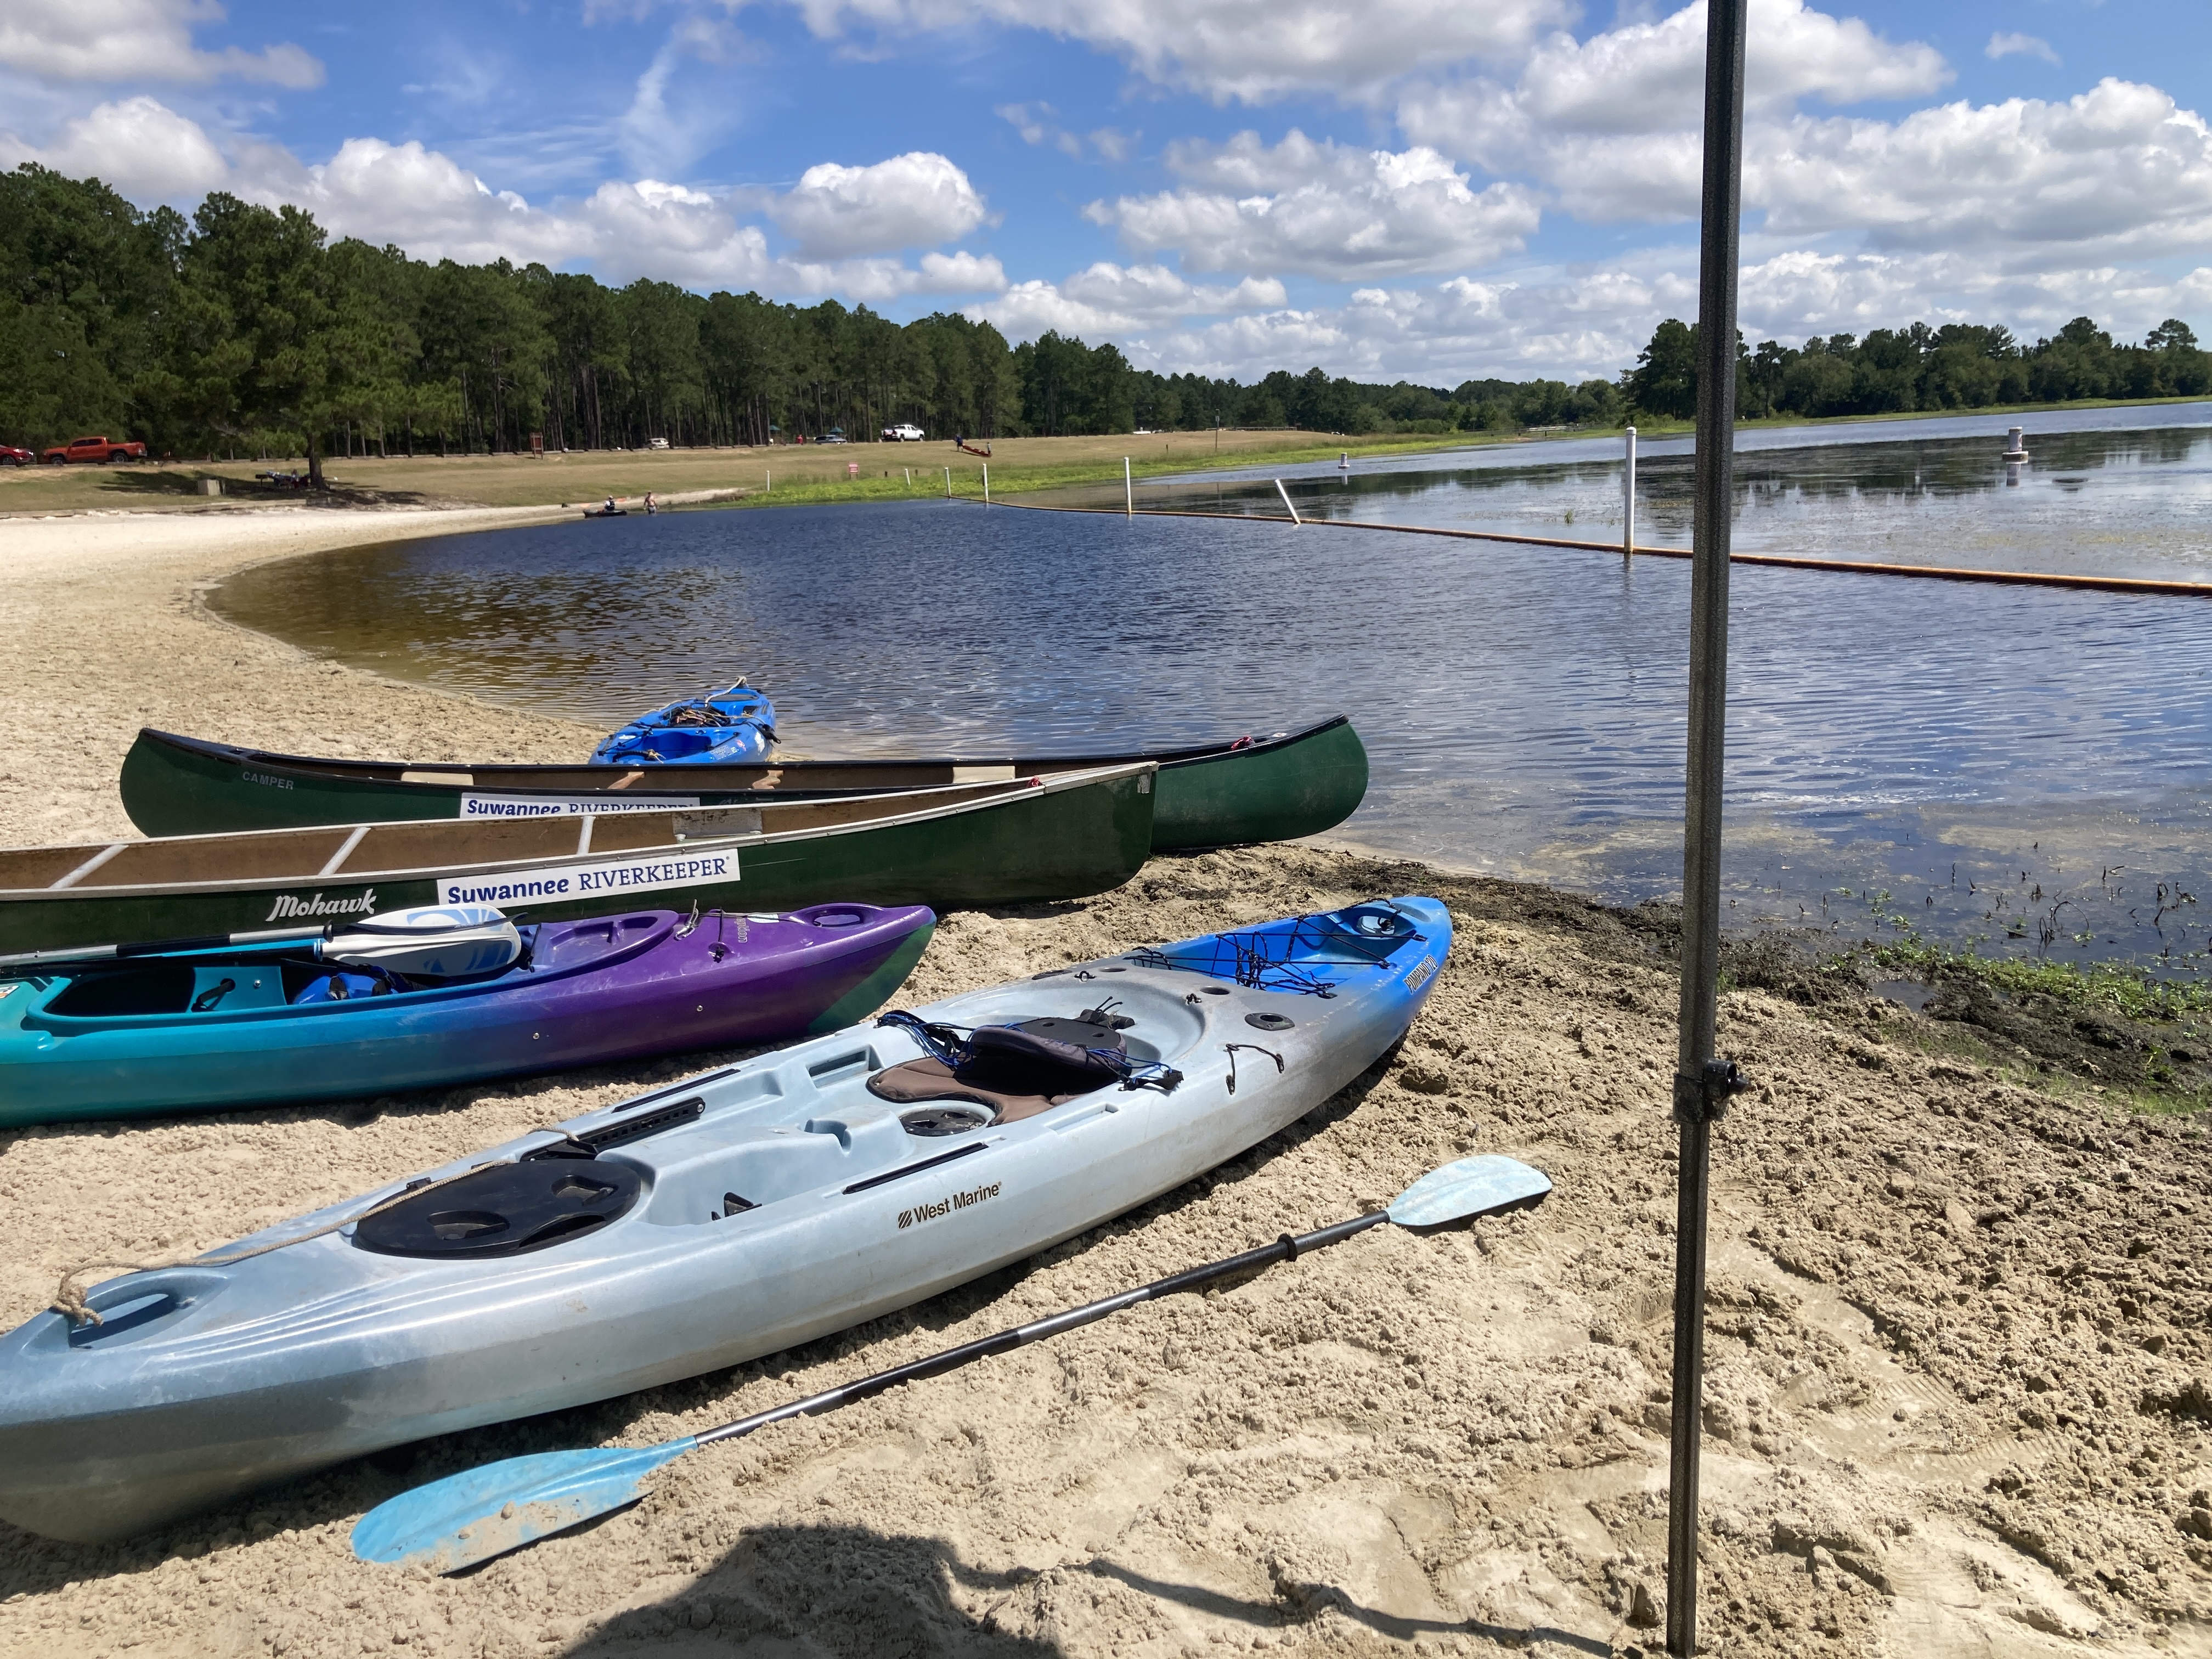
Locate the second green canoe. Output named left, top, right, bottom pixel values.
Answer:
left=119, top=717, right=1369, bottom=851
left=1, top=766, right=1152, bottom=956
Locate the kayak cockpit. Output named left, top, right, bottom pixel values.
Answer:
left=42, top=961, right=292, bottom=1018
left=19, top=912, right=684, bottom=1026
left=1131, top=902, right=1432, bottom=989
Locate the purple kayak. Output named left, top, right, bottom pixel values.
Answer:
left=0, top=903, right=935, bottom=1126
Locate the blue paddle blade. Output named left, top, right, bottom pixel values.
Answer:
left=1387, top=1155, right=1551, bottom=1228
left=352, top=1437, right=698, bottom=1572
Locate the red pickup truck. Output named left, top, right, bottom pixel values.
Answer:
left=42, top=435, right=148, bottom=464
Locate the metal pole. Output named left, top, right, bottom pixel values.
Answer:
left=1623, top=426, right=1638, bottom=557
left=1273, top=478, right=1302, bottom=525
left=1124, top=456, right=1133, bottom=515
left=1668, top=0, right=1748, bottom=1655
left=982, top=464, right=989, bottom=503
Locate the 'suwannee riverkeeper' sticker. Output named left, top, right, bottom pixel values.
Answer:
left=435, top=849, right=737, bottom=907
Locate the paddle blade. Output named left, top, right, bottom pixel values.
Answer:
left=1387, top=1155, right=1551, bottom=1228
left=352, top=1438, right=697, bottom=1573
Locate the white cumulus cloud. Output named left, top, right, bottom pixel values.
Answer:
left=976, top=242, right=2212, bottom=385
left=980, top=261, right=1286, bottom=338
left=0, top=97, right=1006, bottom=300
left=769, top=151, right=989, bottom=258
left=772, top=0, right=1574, bottom=103
left=1987, top=32, right=2059, bottom=66
left=1087, top=130, right=1541, bottom=279
left=1750, top=80, right=2212, bottom=258
left=0, top=95, right=231, bottom=198
left=0, top=0, right=321, bottom=86
left=1400, top=0, right=1951, bottom=222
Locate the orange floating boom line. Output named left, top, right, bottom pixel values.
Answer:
left=990, top=498, right=2212, bottom=600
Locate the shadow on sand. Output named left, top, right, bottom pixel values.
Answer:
left=550, top=1528, right=1621, bottom=1656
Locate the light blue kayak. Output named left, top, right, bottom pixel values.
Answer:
left=0, top=898, right=1451, bottom=1542
left=589, top=681, right=777, bottom=765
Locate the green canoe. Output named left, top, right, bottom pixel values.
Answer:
left=118, top=717, right=1368, bottom=853
left=0, top=766, right=1153, bottom=956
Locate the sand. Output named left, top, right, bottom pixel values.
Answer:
left=0, top=506, right=2207, bottom=1658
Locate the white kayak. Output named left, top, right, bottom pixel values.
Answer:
left=0, top=897, right=1451, bottom=1542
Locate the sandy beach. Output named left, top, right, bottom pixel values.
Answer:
left=0, top=503, right=2206, bottom=1658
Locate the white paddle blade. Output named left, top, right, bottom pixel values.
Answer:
left=1388, top=1155, right=1551, bottom=1228
left=326, top=905, right=520, bottom=978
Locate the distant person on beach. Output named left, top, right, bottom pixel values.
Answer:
left=644, top=492, right=657, bottom=515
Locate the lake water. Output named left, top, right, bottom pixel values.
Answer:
left=1073, top=402, right=2212, bottom=585
left=211, top=409, right=2212, bottom=973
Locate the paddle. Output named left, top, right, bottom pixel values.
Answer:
left=0, top=925, right=342, bottom=972
left=352, top=1154, right=1551, bottom=1573
left=0, top=909, right=513, bottom=974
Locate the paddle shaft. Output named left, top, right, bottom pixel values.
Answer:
left=0, top=923, right=331, bottom=972
left=695, top=1210, right=1384, bottom=1450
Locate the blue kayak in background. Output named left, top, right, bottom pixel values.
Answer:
left=589, top=681, right=777, bottom=765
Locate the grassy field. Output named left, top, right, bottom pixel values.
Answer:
left=0, top=428, right=1511, bottom=517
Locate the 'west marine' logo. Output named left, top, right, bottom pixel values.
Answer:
left=897, top=1181, right=1001, bottom=1228
left=266, top=888, right=377, bottom=921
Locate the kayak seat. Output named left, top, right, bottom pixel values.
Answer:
left=865, top=1015, right=1128, bottom=1126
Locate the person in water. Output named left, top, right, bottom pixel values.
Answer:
left=644, top=492, right=657, bottom=515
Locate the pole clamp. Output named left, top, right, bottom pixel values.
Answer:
left=1673, top=1057, right=1748, bottom=1125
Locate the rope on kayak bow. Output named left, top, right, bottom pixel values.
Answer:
left=48, top=1158, right=527, bottom=1327
left=874, top=1010, right=1182, bottom=1093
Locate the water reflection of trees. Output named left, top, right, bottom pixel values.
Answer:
left=1131, top=427, right=2211, bottom=524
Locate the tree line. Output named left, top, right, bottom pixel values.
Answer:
left=5, top=163, right=2207, bottom=483
left=1623, top=315, right=2211, bottom=421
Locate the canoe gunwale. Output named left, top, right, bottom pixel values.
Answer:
left=128, top=715, right=1352, bottom=790
left=3, top=763, right=1153, bottom=904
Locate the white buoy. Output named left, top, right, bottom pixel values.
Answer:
left=2002, top=425, right=2029, bottom=462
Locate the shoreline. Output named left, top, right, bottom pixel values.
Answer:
left=1, top=505, right=601, bottom=847
left=0, top=509, right=2206, bottom=1657
left=5, top=392, right=2205, bottom=524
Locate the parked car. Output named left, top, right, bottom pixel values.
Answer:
left=882, top=422, right=925, bottom=442
left=0, top=444, right=32, bottom=467
left=42, top=435, right=148, bottom=464
left=647, top=437, right=670, bottom=450
left=819, top=428, right=849, bottom=444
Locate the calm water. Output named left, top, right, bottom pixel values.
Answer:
left=212, top=414, right=2212, bottom=972
left=1070, top=403, right=2212, bottom=584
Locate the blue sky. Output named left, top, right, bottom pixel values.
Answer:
left=4, top=0, right=2208, bottom=383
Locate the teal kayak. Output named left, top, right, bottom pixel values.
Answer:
left=0, top=901, right=935, bottom=1126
